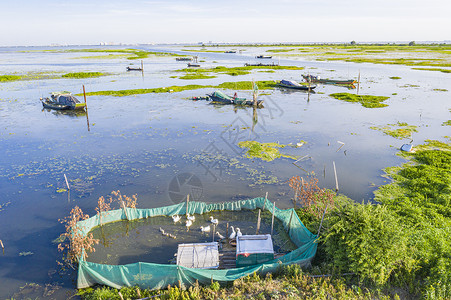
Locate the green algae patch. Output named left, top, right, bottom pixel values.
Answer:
left=329, top=93, right=389, bottom=108
left=62, top=72, right=106, bottom=79
left=0, top=75, right=22, bottom=82
left=412, top=67, right=451, bottom=73
left=389, top=76, right=401, bottom=80
left=175, top=65, right=304, bottom=79
left=178, top=74, right=217, bottom=80
left=81, top=80, right=277, bottom=97
left=442, top=120, right=451, bottom=126
left=370, top=122, right=418, bottom=139
left=238, top=141, right=297, bottom=162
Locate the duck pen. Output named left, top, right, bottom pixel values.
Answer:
left=75, top=197, right=317, bottom=290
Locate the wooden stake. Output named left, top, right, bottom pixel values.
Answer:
left=118, top=291, right=124, bottom=300
left=136, top=287, right=141, bottom=297
left=226, top=222, right=229, bottom=238
left=357, top=71, right=360, bottom=95
left=262, top=192, right=268, bottom=211
left=121, top=200, right=129, bottom=219
left=256, top=209, right=261, bottom=235
left=83, top=85, right=90, bottom=132
left=288, top=210, right=294, bottom=235
left=0, top=239, right=4, bottom=250
left=212, top=224, right=216, bottom=242
left=333, top=161, right=339, bottom=193
left=271, top=202, right=275, bottom=235
left=186, top=194, right=190, bottom=216
left=63, top=173, right=70, bottom=190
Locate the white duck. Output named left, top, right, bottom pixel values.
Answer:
left=187, top=213, right=196, bottom=222
left=172, top=215, right=181, bottom=223
left=236, top=228, right=242, bottom=237
left=200, top=225, right=211, bottom=232
left=229, top=226, right=236, bottom=239
left=185, top=220, right=193, bottom=231
left=209, top=216, right=219, bottom=225
left=216, top=232, right=225, bottom=240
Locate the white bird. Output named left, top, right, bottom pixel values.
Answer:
left=200, top=225, right=211, bottom=232
left=172, top=215, right=181, bottom=223
left=236, top=228, right=242, bottom=237
left=185, top=220, right=193, bottom=231
left=187, top=213, right=195, bottom=222
left=216, top=232, right=225, bottom=240
left=209, top=216, right=219, bottom=225
left=229, top=226, right=236, bottom=239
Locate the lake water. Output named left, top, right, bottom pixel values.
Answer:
left=0, top=45, right=449, bottom=298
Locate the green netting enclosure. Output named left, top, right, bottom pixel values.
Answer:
left=76, top=197, right=317, bottom=289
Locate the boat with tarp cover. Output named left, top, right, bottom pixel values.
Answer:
left=207, top=90, right=264, bottom=107
left=277, top=80, right=316, bottom=91
left=40, top=92, right=86, bottom=111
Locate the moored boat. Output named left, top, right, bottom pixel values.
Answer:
left=126, top=66, right=143, bottom=71
left=176, top=57, right=192, bottom=61
left=40, top=92, right=86, bottom=111
left=256, top=55, right=272, bottom=59
left=187, top=63, right=201, bottom=67
left=302, top=74, right=356, bottom=85
left=277, top=80, right=316, bottom=91
left=207, top=91, right=264, bottom=107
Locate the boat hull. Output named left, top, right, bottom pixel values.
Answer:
left=277, top=83, right=316, bottom=91
left=302, top=75, right=356, bottom=85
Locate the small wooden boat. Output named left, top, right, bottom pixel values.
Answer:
left=207, top=91, right=264, bottom=107
left=400, top=144, right=413, bottom=152
left=224, top=51, right=236, bottom=53
left=187, top=63, right=201, bottom=67
left=244, top=62, right=279, bottom=67
left=126, top=66, right=143, bottom=71
left=40, top=92, right=86, bottom=111
left=256, top=55, right=272, bottom=59
left=190, top=96, right=210, bottom=101
left=277, top=80, right=316, bottom=91
left=302, top=75, right=356, bottom=85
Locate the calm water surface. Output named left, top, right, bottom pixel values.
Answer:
left=0, top=45, right=449, bottom=298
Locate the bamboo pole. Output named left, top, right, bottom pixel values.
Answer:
left=212, top=224, right=216, bottom=242
left=357, top=71, right=360, bottom=95
left=288, top=210, right=294, bottom=235
left=83, top=85, right=90, bottom=132
left=186, top=194, right=190, bottom=216
left=270, top=202, right=275, bottom=235
left=63, top=173, right=70, bottom=190
left=226, top=222, right=229, bottom=238
left=333, top=161, right=339, bottom=193
left=262, top=192, right=268, bottom=211
left=121, top=200, right=129, bottom=219
left=0, top=239, right=4, bottom=250
left=256, top=209, right=261, bottom=235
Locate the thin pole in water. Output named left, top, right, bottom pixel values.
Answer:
left=333, top=161, right=339, bottom=193
left=121, top=200, right=129, bottom=220
left=357, top=70, right=360, bottom=95
left=64, top=173, right=70, bottom=190
left=83, top=85, right=90, bottom=132
left=262, top=192, right=268, bottom=211
left=212, top=224, right=215, bottom=242
left=186, top=194, right=190, bottom=216
left=271, top=202, right=275, bottom=235
left=256, top=209, right=261, bottom=235
left=0, top=239, right=4, bottom=251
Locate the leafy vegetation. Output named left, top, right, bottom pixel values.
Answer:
left=370, top=122, right=418, bottom=139
left=62, top=72, right=106, bottom=79
left=443, top=120, right=451, bottom=126
left=389, top=76, right=401, bottom=80
left=329, top=93, right=390, bottom=108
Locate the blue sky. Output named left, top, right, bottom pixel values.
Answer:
left=0, top=0, right=450, bottom=46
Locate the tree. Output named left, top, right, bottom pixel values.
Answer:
left=409, top=41, right=415, bottom=46
left=350, top=41, right=356, bottom=45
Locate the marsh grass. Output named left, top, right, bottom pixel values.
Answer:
left=174, top=65, right=304, bottom=79
left=0, top=75, right=22, bottom=82
left=329, top=93, right=389, bottom=108
left=62, top=72, right=106, bottom=79
left=82, top=80, right=278, bottom=97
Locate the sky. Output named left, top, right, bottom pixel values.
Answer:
left=0, top=0, right=450, bottom=46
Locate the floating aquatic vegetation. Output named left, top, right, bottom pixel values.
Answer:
left=19, top=251, right=34, bottom=256
left=442, top=120, right=451, bottom=126
left=389, top=76, right=401, bottom=80
left=412, top=67, right=451, bottom=73
left=329, top=93, right=389, bottom=108
left=0, top=201, right=11, bottom=212
left=173, top=65, right=304, bottom=79
left=62, top=72, right=106, bottom=79
left=0, top=75, right=22, bottom=82
left=238, top=141, right=297, bottom=162
left=370, top=122, right=418, bottom=139
left=433, top=88, right=448, bottom=92
left=82, top=80, right=277, bottom=97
